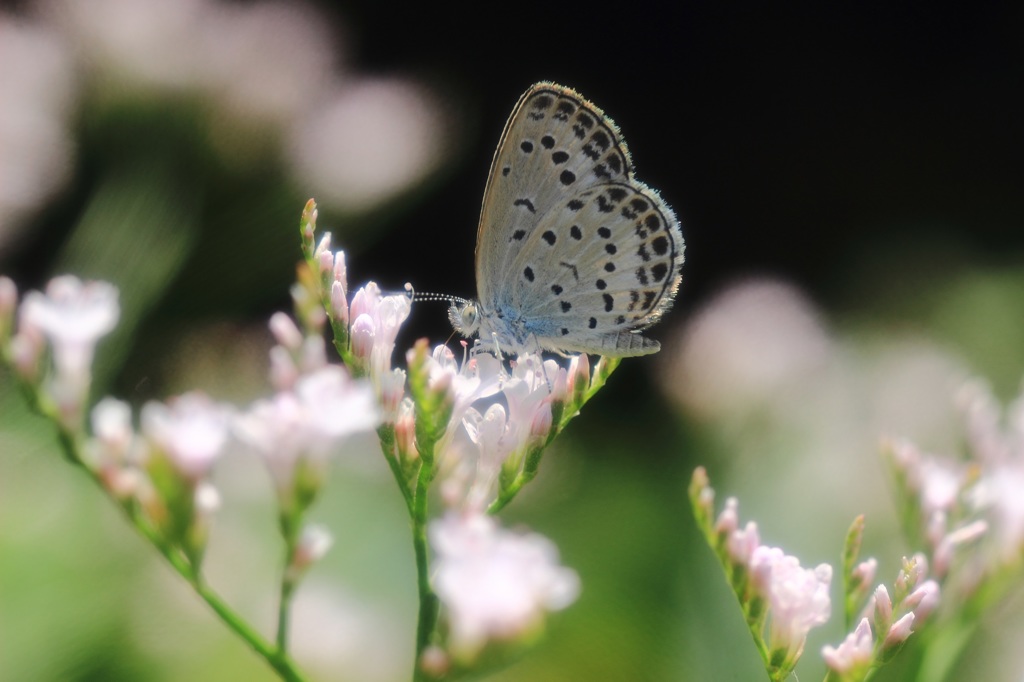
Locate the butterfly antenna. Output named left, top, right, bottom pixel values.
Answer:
left=409, top=287, right=469, bottom=307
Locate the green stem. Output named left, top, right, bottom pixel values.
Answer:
left=197, top=581, right=308, bottom=682
left=412, top=462, right=440, bottom=680
left=277, top=561, right=296, bottom=652
left=377, top=423, right=415, bottom=515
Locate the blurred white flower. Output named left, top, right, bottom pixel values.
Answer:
left=0, top=15, right=75, bottom=249
left=749, top=545, right=832, bottom=665
left=822, top=617, right=874, bottom=675
left=90, top=397, right=134, bottom=460
left=86, top=396, right=143, bottom=497
left=234, top=365, right=378, bottom=503
left=287, top=78, right=450, bottom=212
left=20, top=275, right=119, bottom=377
left=40, top=0, right=331, bottom=124
left=430, top=512, right=580, bottom=661
left=141, top=392, right=232, bottom=481
left=958, top=381, right=1024, bottom=562
left=286, top=524, right=334, bottom=581
left=662, top=278, right=831, bottom=419
left=18, top=276, right=119, bottom=419
left=29, top=0, right=455, bottom=214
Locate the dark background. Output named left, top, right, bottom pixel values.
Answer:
left=348, top=1, right=1023, bottom=328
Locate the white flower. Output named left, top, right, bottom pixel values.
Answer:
left=883, top=612, right=915, bottom=649
left=430, top=513, right=580, bottom=660
left=235, top=365, right=378, bottom=499
left=19, top=276, right=119, bottom=403
left=348, top=282, right=411, bottom=378
left=426, top=350, right=559, bottom=512
left=141, top=392, right=232, bottom=481
left=822, top=617, right=874, bottom=674
left=86, top=397, right=143, bottom=498
left=750, top=546, right=832, bottom=664
left=287, top=524, right=334, bottom=580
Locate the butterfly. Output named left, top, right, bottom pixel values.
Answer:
left=447, top=82, right=684, bottom=357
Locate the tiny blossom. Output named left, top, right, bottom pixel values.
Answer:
left=318, top=250, right=334, bottom=276
left=350, top=313, right=375, bottom=359
left=91, top=397, right=134, bottom=461
left=905, top=580, right=940, bottom=622
left=8, top=331, right=44, bottom=381
left=314, top=231, right=331, bottom=256
left=871, top=584, right=893, bottom=631
left=269, top=345, right=299, bottom=390
left=749, top=546, right=832, bottom=664
left=852, top=558, right=878, bottom=589
left=933, top=519, right=987, bottom=577
left=419, top=645, right=450, bottom=677
left=823, top=617, right=874, bottom=675
left=883, top=612, right=915, bottom=648
left=333, top=249, right=348, bottom=289
left=726, top=520, right=761, bottom=566
left=195, top=481, right=221, bottom=513
left=141, top=392, right=233, bottom=481
left=331, top=280, right=349, bottom=327
left=235, top=365, right=378, bottom=498
left=954, top=380, right=1024, bottom=561
left=430, top=512, right=580, bottom=660
left=424, top=348, right=558, bottom=511
left=378, top=368, right=406, bottom=421
left=348, top=282, right=411, bottom=377
left=288, top=524, right=334, bottom=579
left=565, top=352, right=590, bottom=401
left=715, top=496, right=740, bottom=535
left=394, top=398, right=418, bottom=460
left=269, top=312, right=304, bottom=350
left=87, top=397, right=141, bottom=498
left=19, top=276, right=119, bottom=381
left=299, top=335, right=327, bottom=373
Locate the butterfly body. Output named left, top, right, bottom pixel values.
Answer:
left=451, top=82, right=684, bottom=357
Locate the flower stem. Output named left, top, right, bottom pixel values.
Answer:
left=412, top=461, right=439, bottom=678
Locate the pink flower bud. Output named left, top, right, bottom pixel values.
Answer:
left=269, top=312, right=304, bottom=351
left=852, top=558, right=877, bottom=589
left=904, top=580, right=940, bottom=622
left=883, top=613, right=914, bottom=649
left=529, top=401, right=553, bottom=443
left=872, top=585, right=893, bottom=631
left=350, top=314, right=375, bottom=359
left=314, top=232, right=332, bottom=259
left=331, top=281, right=349, bottom=327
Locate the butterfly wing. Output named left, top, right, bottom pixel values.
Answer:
left=474, top=82, right=684, bottom=356
left=507, top=181, right=683, bottom=355
left=475, top=82, right=634, bottom=309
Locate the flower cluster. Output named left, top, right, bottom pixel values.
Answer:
left=427, top=513, right=580, bottom=665
left=822, top=517, right=941, bottom=681
left=690, top=467, right=833, bottom=681
left=0, top=269, right=380, bottom=584
left=292, top=201, right=595, bottom=668
left=883, top=377, right=1024, bottom=602
left=3, top=275, right=119, bottom=427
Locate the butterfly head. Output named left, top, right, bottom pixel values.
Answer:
left=448, top=299, right=481, bottom=338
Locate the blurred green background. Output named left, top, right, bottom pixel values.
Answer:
left=2, top=1, right=1023, bottom=680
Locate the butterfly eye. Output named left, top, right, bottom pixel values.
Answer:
left=449, top=302, right=479, bottom=335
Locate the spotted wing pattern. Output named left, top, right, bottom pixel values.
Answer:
left=472, top=82, right=684, bottom=356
